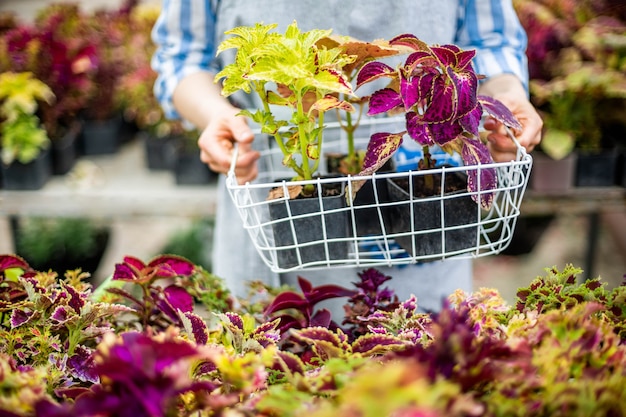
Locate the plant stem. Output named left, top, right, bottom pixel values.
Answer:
left=421, top=145, right=435, bottom=193
left=296, top=91, right=315, bottom=195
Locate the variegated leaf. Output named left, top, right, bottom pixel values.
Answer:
left=461, top=140, right=497, bottom=209
left=356, top=61, right=396, bottom=89
left=367, top=88, right=403, bottom=115
left=478, top=95, right=523, bottom=131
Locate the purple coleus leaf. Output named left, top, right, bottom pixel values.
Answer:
left=361, top=132, right=404, bottom=174
left=146, top=255, right=195, bottom=277
left=367, top=88, right=403, bottom=115
left=163, top=285, right=193, bottom=313
left=10, top=308, right=36, bottom=328
left=0, top=254, right=29, bottom=273
left=462, top=139, right=497, bottom=209
left=155, top=285, right=194, bottom=324
left=113, top=255, right=195, bottom=283
left=50, top=306, right=74, bottom=325
left=356, top=61, right=396, bottom=89
left=478, top=95, right=522, bottom=131
left=67, top=345, right=98, bottom=384
left=64, top=284, right=86, bottom=314
left=181, top=311, right=209, bottom=345
left=389, top=33, right=429, bottom=51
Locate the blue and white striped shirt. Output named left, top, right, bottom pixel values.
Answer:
left=151, top=0, right=528, bottom=120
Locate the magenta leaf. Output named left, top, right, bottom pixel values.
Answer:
left=10, top=308, right=36, bottom=328
left=400, top=73, right=420, bottom=109
left=147, top=255, right=195, bottom=277
left=389, top=33, right=428, bottom=51
left=225, top=311, right=244, bottom=330
left=478, top=95, right=522, bottom=131
left=367, top=88, right=403, bottom=115
left=112, top=262, right=138, bottom=281
left=65, top=284, right=86, bottom=314
left=264, top=292, right=308, bottom=316
left=356, top=61, right=395, bottom=89
left=448, top=66, right=478, bottom=118
left=461, top=140, right=497, bottom=209
left=0, top=254, right=29, bottom=272
left=295, top=326, right=342, bottom=346
left=429, top=120, right=464, bottom=146
left=274, top=350, right=306, bottom=374
left=50, top=306, right=72, bottom=325
left=361, top=132, right=404, bottom=174
left=431, top=45, right=458, bottom=66
left=163, top=285, right=193, bottom=313
left=406, top=113, right=434, bottom=146
left=423, top=76, right=459, bottom=123
left=67, top=345, right=98, bottom=384
left=121, top=256, right=145, bottom=271
left=183, top=311, right=209, bottom=345
left=310, top=309, right=332, bottom=328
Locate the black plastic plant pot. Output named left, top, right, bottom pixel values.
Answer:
left=51, top=121, right=81, bottom=175
left=142, top=132, right=176, bottom=171
left=80, top=114, right=122, bottom=155
left=1, top=148, right=52, bottom=190
left=575, top=150, right=619, bottom=187
left=386, top=172, right=479, bottom=259
left=268, top=184, right=350, bottom=269
left=350, top=176, right=392, bottom=237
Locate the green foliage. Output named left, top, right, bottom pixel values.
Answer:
left=0, top=72, right=53, bottom=165
left=216, top=21, right=356, bottom=193
left=515, top=0, right=626, bottom=157
left=13, top=217, right=109, bottom=273
left=1, top=257, right=624, bottom=416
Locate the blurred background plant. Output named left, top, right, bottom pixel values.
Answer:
left=0, top=71, right=54, bottom=166
left=0, top=4, right=97, bottom=142
left=514, top=0, right=626, bottom=160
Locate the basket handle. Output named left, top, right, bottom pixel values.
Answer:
left=504, top=125, right=528, bottom=162
left=227, top=142, right=240, bottom=183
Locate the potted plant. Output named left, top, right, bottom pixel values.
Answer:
left=0, top=5, right=97, bottom=175
left=0, top=71, right=54, bottom=190
left=514, top=0, right=626, bottom=189
left=215, top=22, right=359, bottom=268
left=353, top=34, right=521, bottom=257
left=77, top=4, right=138, bottom=155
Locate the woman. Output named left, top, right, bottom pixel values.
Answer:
left=151, top=0, right=542, bottom=313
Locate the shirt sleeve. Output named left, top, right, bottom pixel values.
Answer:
left=455, top=0, right=529, bottom=93
left=150, top=0, right=217, bottom=119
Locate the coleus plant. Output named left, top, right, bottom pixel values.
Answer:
left=215, top=21, right=356, bottom=197
left=1, top=254, right=625, bottom=417
left=355, top=34, right=523, bottom=209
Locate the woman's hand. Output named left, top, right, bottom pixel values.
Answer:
left=479, top=74, right=543, bottom=162
left=197, top=106, right=260, bottom=184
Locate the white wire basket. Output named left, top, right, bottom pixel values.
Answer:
left=226, top=116, right=533, bottom=273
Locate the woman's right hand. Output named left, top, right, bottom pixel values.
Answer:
left=197, top=106, right=260, bottom=184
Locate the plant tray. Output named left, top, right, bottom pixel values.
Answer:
left=225, top=117, right=533, bottom=272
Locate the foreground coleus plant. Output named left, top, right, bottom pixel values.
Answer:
left=356, top=34, right=523, bottom=208
left=1, top=255, right=625, bottom=417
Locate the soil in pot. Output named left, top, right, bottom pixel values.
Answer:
left=387, top=170, right=479, bottom=259
left=268, top=181, right=350, bottom=269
